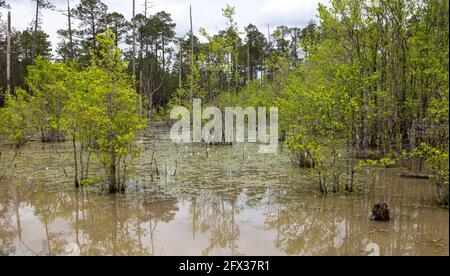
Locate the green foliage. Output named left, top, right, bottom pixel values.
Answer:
left=66, top=29, right=147, bottom=192
left=286, top=126, right=321, bottom=168
left=0, top=88, right=37, bottom=148
left=26, top=58, right=73, bottom=141
left=379, top=157, right=396, bottom=168
left=80, top=176, right=102, bottom=187
left=405, top=143, right=449, bottom=205
left=1, top=29, right=146, bottom=193
left=354, top=157, right=396, bottom=172
left=209, top=0, right=448, bottom=199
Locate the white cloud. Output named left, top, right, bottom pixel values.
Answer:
left=260, top=0, right=322, bottom=26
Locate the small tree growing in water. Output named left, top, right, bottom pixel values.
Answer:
left=73, top=30, right=147, bottom=193
left=0, top=88, right=38, bottom=180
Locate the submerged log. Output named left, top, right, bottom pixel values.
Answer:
left=372, top=201, right=390, bottom=221
left=400, top=172, right=430, bottom=179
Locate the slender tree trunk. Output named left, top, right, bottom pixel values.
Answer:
left=72, top=136, right=80, bottom=188
left=247, top=41, right=251, bottom=84
left=162, top=34, right=165, bottom=72
left=345, top=137, right=351, bottom=192
left=79, top=141, right=85, bottom=180
left=144, top=0, right=151, bottom=111
left=332, top=147, right=339, bottom=193
left=189, top=5, right=194, bottom=101
left=350, top=171, right=355, bottom=193
left=67, top=0, right=74, bottom=60
left=360, top=70, right=369, bottom=158
left=92, top=20, right=96, bottom=53
left=6, top=11, right=11, bottom=94
left=139, top=48, right=143, bottom=100
left=113, top=25, right=119, bottom=46
left=109, top=153, right=117, bottom=193
left=154, top=37, right=158, bottom=77
left=90, top=6, right=97, bottom=55
left=266, top=24, right=271, bottom=83
left=318, top=170, right=327, bottom=194
left=132, top=0, right=136, bottom=83
left=260, top=59, right=264, bottom=85
left=32, top=0, right=40, bottom=64
left=85, top=149, right=91, bottom=180
left=292, top=34, right=298, bottom=64
left=178, top=41, right=182, bottom=88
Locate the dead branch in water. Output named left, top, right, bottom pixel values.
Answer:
left=0, top=151, right=19, bottom=181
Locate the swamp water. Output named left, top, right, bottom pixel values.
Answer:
left=0, top=126, right=448, bottom=256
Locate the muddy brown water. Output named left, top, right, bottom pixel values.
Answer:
left=0, top=126, right=448, bottom=256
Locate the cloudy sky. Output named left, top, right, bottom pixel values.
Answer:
left=1, top=0, right=327, bottom=53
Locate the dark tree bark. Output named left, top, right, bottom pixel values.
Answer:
left=372, top=202, right=390, bottom=221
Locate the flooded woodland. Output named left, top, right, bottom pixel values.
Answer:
left=0, top=0, right=449, bottom=257
left=0, top=125, right=448, bottom=256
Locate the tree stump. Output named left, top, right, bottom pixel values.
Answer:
left=372, top=201, right=390, bottom=221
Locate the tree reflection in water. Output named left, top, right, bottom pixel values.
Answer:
left=189, top=192, right=242, bottom=256
left=0, top=180, right=179, bottom=256
left=264, top=179, right=450, bottom=256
